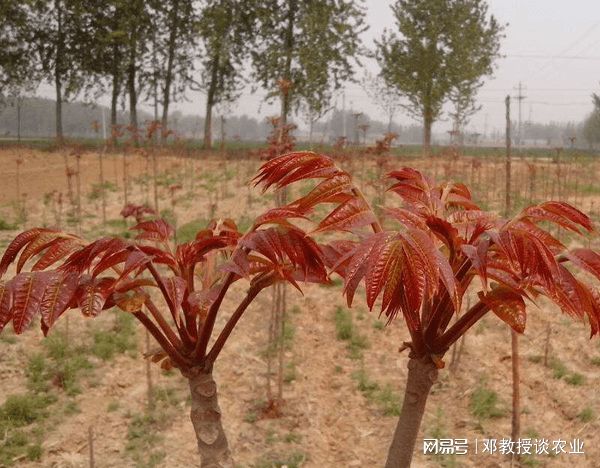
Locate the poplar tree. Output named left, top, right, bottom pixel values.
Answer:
left=376, top=0, right=503, bottom=154
left=251, top=0, right=367, bottom=124
left=198, top=0, right=253, bottom=149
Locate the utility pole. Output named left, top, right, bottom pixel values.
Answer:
left=513, top=82, right=526, bottom=148
left=352, top=112, right=363, bottom=145
left=483, top=113, right=488, bottom=141
left=505, top=94, right=521, bottom=456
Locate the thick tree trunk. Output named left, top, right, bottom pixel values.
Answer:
left=423, top=111, right=433, bottom=157
left=55, top=77, right=63, bottom=144
left=203, top=52, right=220, bottom=150
left=203, top=89, right=214, bottom=149
left=16, top=100, right=21, bottom=143
left=128, top=74, right=137, bottom=126
left=110, top=70, right=120, bottom=146
left=188, top=371, right=233, bottom=468
left=385, top=357, right=438, bottom=468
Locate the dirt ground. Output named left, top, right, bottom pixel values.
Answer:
left=0, top=147, right=599, bottom=468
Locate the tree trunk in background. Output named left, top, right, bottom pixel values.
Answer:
left=16, top=99, right=22, bottom=143
left=187, top=370, right=233, bottom=467
left=161, top=0, right=180, bottom=143
left=385, top=357, right=438, bottom=467
left=54, top=0, right=64, bottom=144
left=423, top=110, right=433, bottom=156
left=127, top=27, right=138, bottom=145
left=127, top=64, right=138, bottom=144
left=203, top=78, right=216, bottom=149
left=280, top=0, right=296, bottom=126
left=110, top=69, right=120, bottom=145
left=55, top=75, right=63, bottom=144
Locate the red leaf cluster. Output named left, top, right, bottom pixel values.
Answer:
left=254, top=151, right=600, bottom=362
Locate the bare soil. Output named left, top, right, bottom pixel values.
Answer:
left=0, top=148, right=599, bottom=468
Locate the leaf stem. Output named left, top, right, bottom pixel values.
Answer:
left=144, top=297, right=186, bottom=351
left=351, top=187, right=383, bottom=233
left=194, top=273, right=235, bottom=359
left=206, top=286, right=261, bottom=363
left=147, top=262, right=177, bottom=321
left=432, top=300, right=489, bottom=352
left=133, top=311, right=190, bottom=369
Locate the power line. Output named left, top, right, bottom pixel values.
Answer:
left=480, top=87, right=592, bottom=92
left=478, top=99, right=590, bottom=106
left=504, top=54, right=600, bottom=61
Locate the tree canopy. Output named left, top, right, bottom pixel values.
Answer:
left=251, top=0, right=367, bottom=123
left=376, top=0, right=504, bottom=152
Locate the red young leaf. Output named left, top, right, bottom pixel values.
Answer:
left=61, top=238, right=123, bottom=273
left=444, top=191, right=479, bottom=210
left=343, top=234, right=380, bottom=307
left=131, top=219, right=175, bottom=242
left=40, top=271, right=79, bottom=330
left=293, top=172, right=353, bottom=211
left=564, top=248, right=600, bottom=282
left=319, top=240, right=358, bottom=278
left=0, top=280, right=12, bottom=332
left=384, top=207, right=427, bottom=230
left=32, top=238, right=82, bottom=271
left=519, top=201, right=593, bottom=233
left=0, top=228, right=50, bottom=277
left=387, top=168, right=433, bottom=209
left=313, top=198, right=377, bottom=233
left=461, top=239, right=490, bottom=289
left=425, top=216, right=462, bottom=252
left=77, top=277, right=115, bottom=317
left=164, top=276, right=187, bottom=324
left=188, top=286, right=221, bottom=320
left=92, top=248, right=130, bottom=277
left=11, top=272, right=50, bottom=334
left=253, top=207, right=308, bottom=228
left=138, top=245, right=177, bottom=268
left=120, top=250, right=151, bottom=278
left=480, top=286, right=526, bottom=333
left=16, top=232, right=70, bottom=273
left=176, top=236, right=230, bottom=268
left=364, top=233, right=403, bottom=310
left=239, top=227, right=327, bottom=286
left=253, top=151, right=338, bottom=191
left=113, top=291, right=147, bottom=313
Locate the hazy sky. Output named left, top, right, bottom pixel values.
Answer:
left=38, top=0, right=600, bottom=135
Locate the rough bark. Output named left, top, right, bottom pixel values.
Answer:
left=385, top=357, right=438, bottom=468
left=188, top=370, right=233, bottom=468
